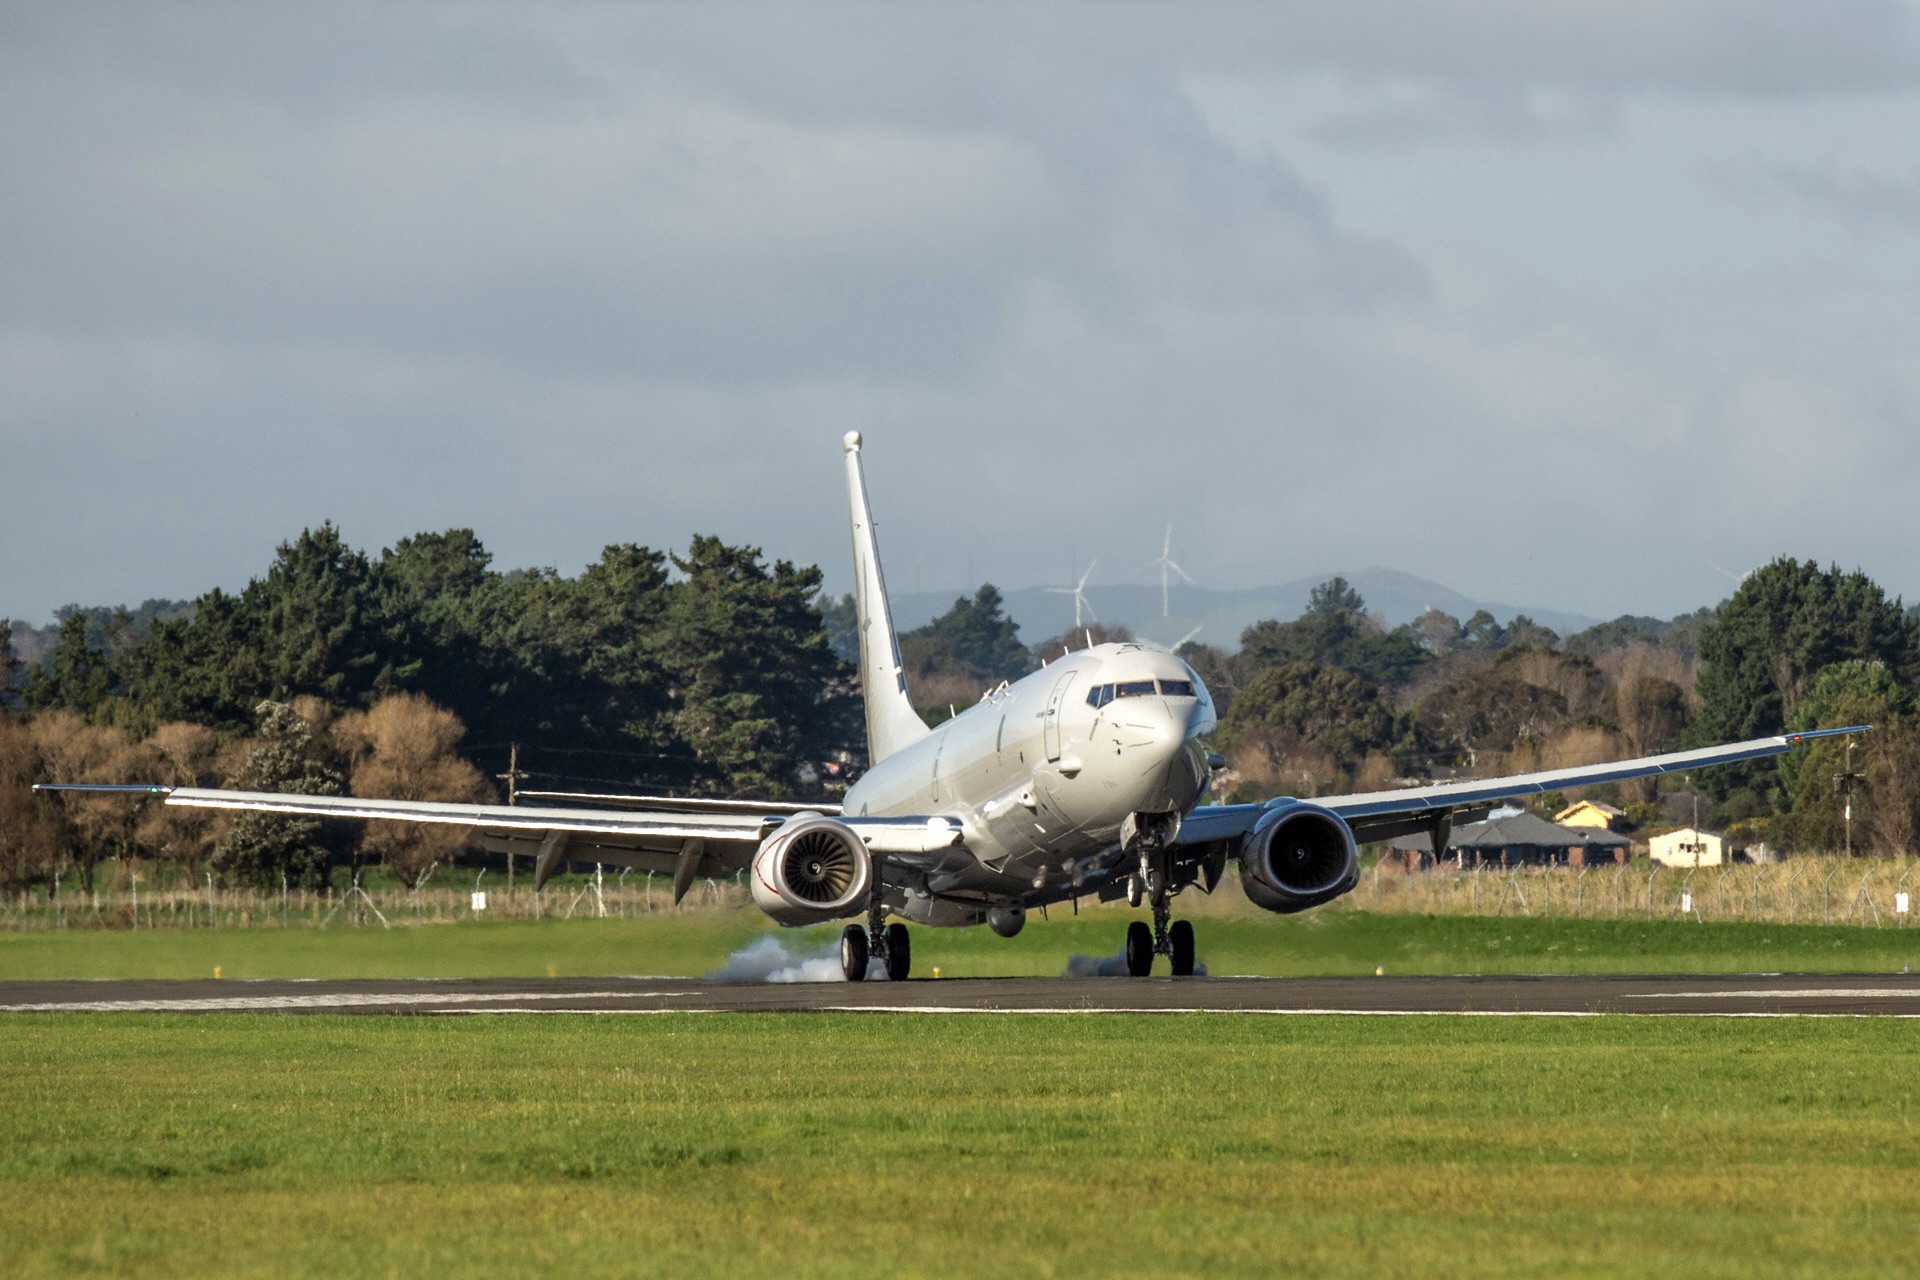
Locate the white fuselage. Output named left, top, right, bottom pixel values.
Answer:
left=840, top=642, right=1216, bottom=925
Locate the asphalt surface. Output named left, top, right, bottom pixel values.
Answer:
left=6, top=973, right=1920, bottom=1015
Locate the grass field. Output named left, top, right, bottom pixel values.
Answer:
left=4, top=1012, right=1919, bottom=1277
left=5, top=905, right=1920, bottom=981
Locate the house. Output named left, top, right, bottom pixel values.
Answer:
left=1555, top=799, right=1627, bottom=832
left=1389, top=810, right=1633, bottom=869
left=1647, top=827, right=1726, bottom=867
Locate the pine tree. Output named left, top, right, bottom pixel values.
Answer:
left=211, top=702, right=347, bottom=889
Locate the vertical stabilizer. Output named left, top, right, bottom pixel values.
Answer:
left=843, top=432, right=931, bottom=765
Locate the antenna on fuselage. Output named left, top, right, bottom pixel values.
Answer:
left=843, top=432, right=931, bottom=765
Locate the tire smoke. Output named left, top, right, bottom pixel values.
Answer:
left=707, top=933, right=882, bottom=983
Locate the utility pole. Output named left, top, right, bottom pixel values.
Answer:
left=498, top=742, right=527, bottom=889
left=1833, top=736, right=1865, bottom=858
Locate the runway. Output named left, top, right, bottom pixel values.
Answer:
left=6, top=972, right=1920, bottom=1016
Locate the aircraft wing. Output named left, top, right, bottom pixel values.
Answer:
left=31, top=784, right=962, bottom=890
left=1174, top=725, right=1868, bottom=851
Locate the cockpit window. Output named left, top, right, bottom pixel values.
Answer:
left=1158, top=679, right=1195, bottom=697
left=1085, top=684, right=1113, bottom=708
left=1114, top=680, right=1158, bottom=698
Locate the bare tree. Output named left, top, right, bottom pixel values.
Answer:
left=333, top=694, right=492, bottom=887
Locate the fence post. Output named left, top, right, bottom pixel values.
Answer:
left=1823, top=865, right=1840, bottom=925
left=1786, top=866, right=1802, bottom=922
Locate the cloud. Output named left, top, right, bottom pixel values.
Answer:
left=1, top=4, right=1917, bottom=624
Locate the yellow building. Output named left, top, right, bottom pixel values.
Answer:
left=1555, top=800, right=1627, bottom=832
left=1648, top=827, right=1726, bottom=867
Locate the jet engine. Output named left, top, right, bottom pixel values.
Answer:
left=1237, top=801, right=1358, bottom=915
left=750, top=814, right=874, bottom=926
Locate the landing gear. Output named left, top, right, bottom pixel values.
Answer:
left=851, top=884, right=912, bottom=982
left=1125, top=921, right=1154, bottom=977
left=1169, top=919, right=1195, bottom=977
left=883, top=922, right=912, bottom=981
left=840, top=925, right=869, bottom=981
left=1123, top=812, right=1198, bottom=978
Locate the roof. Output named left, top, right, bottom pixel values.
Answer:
left=1389, top=810, right=1632, bottom=852
left=1555, top=799, right=1625, bottom=820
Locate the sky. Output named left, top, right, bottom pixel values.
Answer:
left=5, top=2, right=1920, bottom=627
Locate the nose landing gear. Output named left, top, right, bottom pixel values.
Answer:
left=1122, top=816, right=1197, bottom=977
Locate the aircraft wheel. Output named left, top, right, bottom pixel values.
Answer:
left=840, top=925, right=869, bottom=982
left=1169, top=920, right=1196, bottom=977
left=1125, top=921, right=1154, bottom=977
left=884, top=922, right=912, bottom=981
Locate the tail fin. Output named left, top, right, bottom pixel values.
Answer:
left=843, top=432, right=931, bottom=765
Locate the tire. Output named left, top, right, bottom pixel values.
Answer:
left=840, top=925, right=869, bottom=982
left=1169, top=920, right=1195, bottom=977
left=884, top=922, right=912, bottom=980
left=1125, top=921, right=1154, bottom=977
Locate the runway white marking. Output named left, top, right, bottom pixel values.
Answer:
left=0, top=990, right=689, bottom=1013
left=1625, top=988, right=1920, bottom=1000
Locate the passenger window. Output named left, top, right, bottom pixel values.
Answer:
left=1158, top=680, right=1195, bottom=697
left=1115, top=680, right=1157, bottom=698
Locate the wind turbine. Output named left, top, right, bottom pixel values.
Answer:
left=1150, top=523, right=1194, bottom=618
left=1045, top=559, right=1098, bottom=629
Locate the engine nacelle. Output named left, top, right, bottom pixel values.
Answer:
left=750, top=814, right=874, bottom=927
left=1237, top=801, right=1358, bottom=915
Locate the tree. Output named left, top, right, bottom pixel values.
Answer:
left=1615, top=673, right=1689, bottom=759
left=133, top=525, right=391, bottom=728
left=211, top=701, right=348, bottom=889
left=0, top=619, right=20, bottom=708
left=1238, top=578, right=1428, bottom=687
left=918, top=585, right=1031, bottom=680
left=821, top=594, right=859, bottom=664
left=1411, top=609, right=1462, bottom=657
left=0, top=715, right=62, bottom=894
left=1696, top=558, right=1920, bottom=746
left=901, top=585, right=1035, bottom=719
left=29, top=711, right=157, bottom=894
left=1221, top=662, right=1399, bottom=777
left=660, top=536, right=846, bottom=797
left=1777, top=662, right=1915, bottom=854
left=24, top=614, right=116, bottom=715
left=334, top=694, right=491, bottom=887
left=1409, top=648, right=1588, bottom=765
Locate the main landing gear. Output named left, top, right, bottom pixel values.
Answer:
left=1123, top=817, right=1197, bottom=977
left=841, top=893, right=911, bottom=982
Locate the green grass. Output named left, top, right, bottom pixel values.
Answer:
left=5, top=907, right=1920, bottom=980
left=4, top=1013, right=1920, bottom=1277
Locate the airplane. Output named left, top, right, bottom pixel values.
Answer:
left=39, top=433, right=1867, bottom=981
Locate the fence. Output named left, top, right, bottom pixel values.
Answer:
left=0, top=864, right=750, bottom=933
left=1348, top=856, right=1920, bottom=927
left=7, top=856, right=1918, bottom=933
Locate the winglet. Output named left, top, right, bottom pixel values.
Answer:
left=1781, top=724, right=1873, bottom=743
left=843, top=432, right=930, bottom=765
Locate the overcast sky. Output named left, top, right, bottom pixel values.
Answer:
left=5, top=3, right=1920, bottom=626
